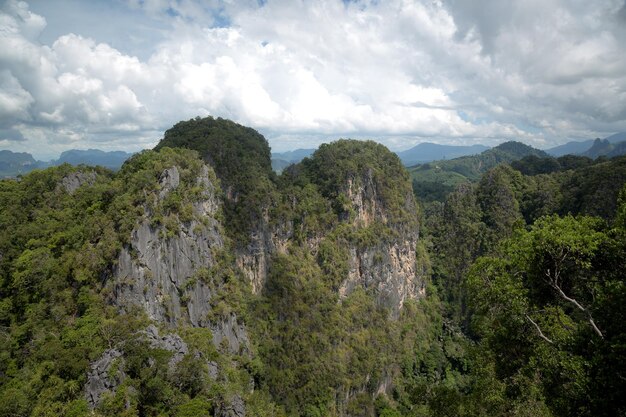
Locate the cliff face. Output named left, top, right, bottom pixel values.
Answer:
left=277, top=140, right=425, bottom=314
left=339, top=167, right=423, bottom=314
left=110, top=165, right=223, bottom=327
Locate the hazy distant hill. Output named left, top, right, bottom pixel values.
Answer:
left=56, top=149, right=134, bottom=169
left=546, top=132, right=626, bottom=156
left=546, top=139, right=596, bottom=157
left=410, top=141, right=549, bottom=202
left=582, top=138, right=626, bottom=159
left=270, top=144, right=491, bottom=171
left=0, top=149, right=133, bottom=177
left=0, top=150, right=42, bottom=177
left=271, top=148, right=315, bottom=172
left=272, top=148, right=315, bottom=162
left=397, top=142, right=489, bottom=166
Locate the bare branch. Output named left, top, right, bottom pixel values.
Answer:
left=552, top=283, right=604, bottom=338
left=525, top=314, right=554, bottom=344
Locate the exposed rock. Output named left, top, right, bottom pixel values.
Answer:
left=207, top=360, right=219, bottom=380
left=144, top=324, right=188, bottom=369
left=340, top=239, right=423, bottom=317
left=216, top=394, right=246, bottom=417
left=60, top=171, right=96, bottom=194
left=158, top=166, right=180, bottom=198
left=210, top=313, right=250, bottom=354
left=111, top=165, right=223, bottom=327
left=84, top=349, right=125, bottom=408
left=345, top=169, right=387, bottom=227
left=85, top=326, right=192, bottom=409
left=236, top=210, right=292, bottom=294
left=337, top=170, right=423, bottom=315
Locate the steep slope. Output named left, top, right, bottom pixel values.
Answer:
left=154, top=116, right=277, bottom=292
left=583, top=138, right=626, bottom=158
left=0, top=118, right=440, bottom=417
left=291, top=140, right=424, bottom=311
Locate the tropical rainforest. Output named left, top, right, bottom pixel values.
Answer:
left=0, top=116, right=624, bottom=417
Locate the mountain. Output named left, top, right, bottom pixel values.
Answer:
left=0, top=117, right=624, bottom=417
left=546, top=132, right=626, bottom=157
left=0, top=150, right=41, bottom=177
left=397, top=142, right=489, bottom=166
left=546, top=139, right=595, bottom=157
left=271, top=157, right=292, bottom=172
left=605, top=132, right=626, bottom=143
left=0, top=148, right=134, bottom=177
left=271, top=148, right=315, bottom=162
left=55, top=149, right=134, bottom=169
left=271, top=148, right=315, bottom=172
left=0, top=117, right=430, bottom=416
left=410, top=140, right=549, bottom=202
left=581, top=138, right=626, bottom=158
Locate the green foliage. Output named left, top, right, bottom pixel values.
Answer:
left=410, top=141, right=549, bottom=203
left=1, top=117, right=624, bottom=417
left=154, top=116, right=276, bottom=244
left=300, top=139, right=418, bottom=229
left=464, top=213, right=626, bottom=417
left=251, top=247, right=404, bottom=415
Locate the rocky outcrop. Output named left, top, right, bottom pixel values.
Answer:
left=111, top=165, right=223, bottom=327
left=345, top=169, right=387, bottom=227
left=338, top=170, right=423, bottom=314
left=210, top=313, right=250, bottom=354
left=85, top=326, right=192, bottom=409
left=340, top=239, right=423, bottom=316
left=144, top=324, right=188, bottom=368
left=217, top=395, right=246, bottom=417
left=60, top=170, right=97, bottom=194
left=85, top=349, right=125, bottom=408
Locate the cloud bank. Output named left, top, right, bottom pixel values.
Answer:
left=0, top=0, right=625, bottom=158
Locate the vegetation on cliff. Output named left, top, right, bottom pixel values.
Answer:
left=0, top=117, right=624, bottom=417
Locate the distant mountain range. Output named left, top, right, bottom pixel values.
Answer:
left=271, top=148, right=315, bottom=172
left=397, top=142, right=490, bottom=166
left=409, top=141, right=551, bottom=202
left=2, top=131, right=626, bottom=178
left=546, top=132, right=626, bottom=157
left=0, top=149, right=134, bottom=178
left=0, top=150, right=40, bottom=177
left=270, top=132, right=626, bottom=172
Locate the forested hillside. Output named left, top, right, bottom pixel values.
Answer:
left=410, top=141, right=549, bottom=202
left=0, top=117, right=624, bottom=417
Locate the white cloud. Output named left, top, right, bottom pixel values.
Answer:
left=0, top=70, right=33, bottom=121
left=0, top=0, right=625, bottom=159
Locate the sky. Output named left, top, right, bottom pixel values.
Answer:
left=0, top=0, right=625, bottom=160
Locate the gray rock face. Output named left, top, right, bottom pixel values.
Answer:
left=210, top=313, right=250, bottom=354
left=236, top=213, right=273, bottom=294
left=236, top=208, right=293, bottom=294
left=111, top=165, right=223, bottom=327
left=216, top=394, right=246, bottom=417
left=340, top=239, right=423, bottom=317
left=84, top=349, right=125, bottom=408
left=338, top=170, right=423, bottom=314
left=60, top=171, right=97, bottom=194
left=158, top=166, right=180, bottom=199
left=144, top=324, right=188, bottom=368
left=85, top=326, right=193, bottom=409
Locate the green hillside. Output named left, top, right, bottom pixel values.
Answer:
left=410, top=141, right=549, bottom=202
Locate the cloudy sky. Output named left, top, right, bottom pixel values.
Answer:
left=0, top=0, right=625, bottom=159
